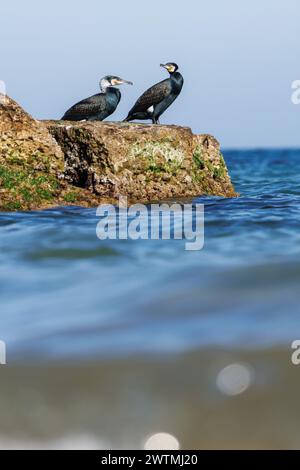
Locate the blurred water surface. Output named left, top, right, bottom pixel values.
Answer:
left=0, top=149, right=300, bottom=449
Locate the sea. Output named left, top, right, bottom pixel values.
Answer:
left=0, top=148, right=299, bottom=449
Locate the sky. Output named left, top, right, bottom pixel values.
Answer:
left=1, top=0, right=299, bottom=148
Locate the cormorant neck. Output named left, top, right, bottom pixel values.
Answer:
left=100, top=78, right=112, bottom=93
left=170, top=71, right=181, bottom=79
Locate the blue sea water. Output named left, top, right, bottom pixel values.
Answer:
left=0, top=149, right=300, bottom=362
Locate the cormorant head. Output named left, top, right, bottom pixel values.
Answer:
left=100, top=75, right=133, bottom=92
left=160, top=63, right=179, bottom=74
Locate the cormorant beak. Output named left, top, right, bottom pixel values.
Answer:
left=122, top=79, right=133, bottom=85
left=113, top=78, right=133, bottom=86
left=160, top=63, right=168, bottom=70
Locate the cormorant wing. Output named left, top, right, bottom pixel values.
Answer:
left=129, top=79, right=172, bottom=114
left=62, top=93, right=106, bottom=120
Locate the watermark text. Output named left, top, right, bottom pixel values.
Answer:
left=0, top=341, right=6, bottom=365
left=291, top=80, right=300, bottom=105
left=96, top=197, right=204, bottom=251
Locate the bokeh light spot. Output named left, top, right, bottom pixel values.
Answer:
left=216, top=363, right=252, bottom=396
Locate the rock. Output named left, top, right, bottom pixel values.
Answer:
left=45, top=121, right=237, bottom=202
left=0, top=95, right=63, bottom=172
left=0, top=96, right=102, bottom=211
left=0, top=95, right=237, bottom=212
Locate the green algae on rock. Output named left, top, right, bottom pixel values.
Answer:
left=0, top=95, right=237, bottom=212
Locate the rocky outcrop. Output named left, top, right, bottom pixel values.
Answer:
left=46, top=121, right=236, bottom=201
left=0, top=95, right=236, bottom=211
left=0, top=96, right=106, bottom=211
left=0, top=95, right=63, bottom=167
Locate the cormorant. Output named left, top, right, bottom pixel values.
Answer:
left=61, top=76, right=133, bottom=121
left=123, top=63, right=183, bottom=124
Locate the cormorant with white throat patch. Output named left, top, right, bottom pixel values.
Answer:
left=62, top=75, right=133, bottom=121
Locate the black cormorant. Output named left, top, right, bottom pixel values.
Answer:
left=61, top=76, right=133, bottom=121
left=123, top=63, right=183, bottom=124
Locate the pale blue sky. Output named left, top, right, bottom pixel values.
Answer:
left=1, top=0, right=299, bottom=148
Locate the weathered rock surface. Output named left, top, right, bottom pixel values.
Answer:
left=0, top=95, right=236, bottom=211
left=46, top=121, right=236, bottom=201
left=0, top=96, right=103, bottom=211
left=0, top=95, right=63, bottom=167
